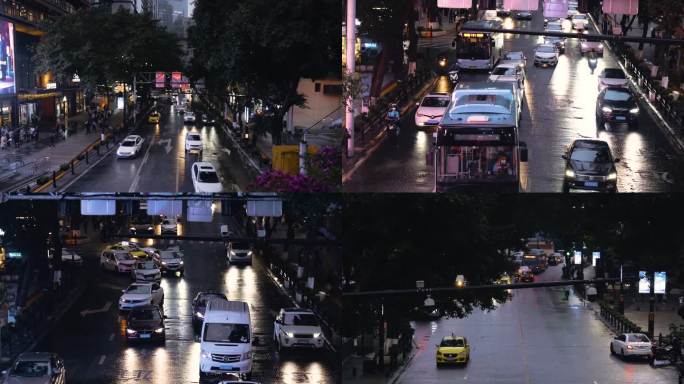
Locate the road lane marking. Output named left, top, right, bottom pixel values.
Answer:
left=98, top=355, right=106, bottom=365
left=80, top=301, right=112, bottom=317
left=129, top=137, right=155, bottom=192
left=109, top=333, right=114, bottom=341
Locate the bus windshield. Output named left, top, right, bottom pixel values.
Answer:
left=457, top=36, right=490, bottom=60
left=438, top=145, right=516, bottom=179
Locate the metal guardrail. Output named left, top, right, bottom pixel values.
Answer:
left=599, top=301, right=643, bottom=334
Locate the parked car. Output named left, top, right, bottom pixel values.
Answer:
left=610, top=333, right=653, bottom=360
left=1, top=352, right=65, bottom=383
left=273, top=308, right=325, bottom=351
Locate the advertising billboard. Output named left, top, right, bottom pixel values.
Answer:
left=573, top=250, right=582, bottom=265
left=171, top=72, right=182, bottom=88
left=155, top=71, right=165, bottom=89
left=0, top=21, right=16, bottom=95
left=638, top=271, right=650, bottom=294
left=654, top=272, right=666, bottom=294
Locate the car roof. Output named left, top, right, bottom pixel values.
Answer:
left=537, top=43, right=556, bottom=48
left=282, top=307, right=314, bottom=314
left=16, top=352, right=54, bottom=362
left=129, top=282, right=154, bottom=287
left=494, top=62, right=520, bottom=69
left=124, top=135, right=141, bottom=140
left=572, top=139, right=610, bottom=149
left=194, top=162, right=215, bottom=170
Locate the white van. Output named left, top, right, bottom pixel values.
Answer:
left=199, top=300, right=252, bottom=381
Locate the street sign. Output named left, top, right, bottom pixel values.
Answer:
left=638, top=271, right=650, bottom=293
left=654, top=272, right=666, bottom=294
left=603, top=0, right=638, bottom=15
left=171, top=72, right=182, bottom=88
left=504, top=0, right=538, bottom=11
left=573, top=250, right=582, bottom=265
left=592, top=251, right=600, bottom=267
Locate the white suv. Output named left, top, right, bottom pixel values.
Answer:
left=119, top=283, right=164, bottom=311
left=131, top=260, right=162, bottom=282
left=273, top=308, right=325, bottom=352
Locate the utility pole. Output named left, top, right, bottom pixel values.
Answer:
left=648, top=270, right=655, bottom=337
left=377, top=300, right=385, bottom=369
left=345, top=0, right=356, bottom=158
left=133, top=74, right=137, bottom=126
left=618, top=264, right=625, bottom=314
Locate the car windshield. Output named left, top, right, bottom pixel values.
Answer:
left=421, top=97, right=450, bottom=108
left=126, top=285, right=151, bottom=295
left=570, top=147, right=611, bottom=163
left=197, top=294, right=226, bottom=307
left=628, top=334, right=650, bottom=343
left=121, top=140, right=136, bottom=147
left=198, top=171, right=219, bottom=183
left=232, top=242, right=249, bottom=249
left=129, top=309, right=161, bottom=321
left=203, top=323, right=250, bottom=343
left=188, top=134, right=201, bottom=141
left=10, top=361, right=49, bottom=377
left=604, top=89, right=632, bottom=101
left=137, top=261, right=156, bottom=269
left=115, top=252, right=133, bottom=260
left=537, top=45, right=555, bottom=53
left=492, top=67, right=516, bottom=76
left=283, top=313, right=319, bottom=326
left=504, top=53, right=522, bottom=60
left=160, top=251, right=180, bottom=259
left=441, top=339, right=465, bottom=347
left=131, top=216, right=150, bottom=225
left=603, top=69, right=626, bottom=79
left=457, top=37, right=490, bottom=60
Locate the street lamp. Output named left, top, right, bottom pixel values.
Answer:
left=62, top=96, right=68, bottom=139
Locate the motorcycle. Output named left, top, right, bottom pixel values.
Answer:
left=386, top=119, right=400, bottom=141
left=650, top=344, right=673, bottom=367
left=448, top=69, right=459, bottom=85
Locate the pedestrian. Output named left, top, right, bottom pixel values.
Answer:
left=50, top=130, right=56, bottom=147
left=673, top=336, right=682, bottom=363
left=669, top=49, right=678, bottom=69
left=0, top=134, right=6, bottom=150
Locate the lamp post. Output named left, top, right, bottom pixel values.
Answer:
left=345, top=0, right=356, bottom=158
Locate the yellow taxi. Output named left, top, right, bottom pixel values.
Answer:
left=129, top=249, right=149, bottom=259
left=435, top=335, right=470, bottom=367
left=148, top=111, right=161, bottom=124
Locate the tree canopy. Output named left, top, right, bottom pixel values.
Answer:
left=33, top=9, right=183, bottom=96
left=188, top=0, right=339, bottom=143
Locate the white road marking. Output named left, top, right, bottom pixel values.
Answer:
left=464, top=374, right=468, bottom=380
left=80, top=301, right=112, bottom=317
left=157, top=138, right=173, bottom=154
left=109, top=333, right=114, bottom=341
left=221, top=148, right=231, bottom=156
left=129, top=137, right=155, bottom=192
left=98, top=355, right=106, bottom=365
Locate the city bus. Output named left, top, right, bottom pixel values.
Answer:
left=431, top=83, right=527, bottom=192
left=454, top=20, right=504, bottom=70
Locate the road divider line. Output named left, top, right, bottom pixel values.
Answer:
left=129, top=137, right=156, bottom=192
left=98, top=355, right=106, bottom=365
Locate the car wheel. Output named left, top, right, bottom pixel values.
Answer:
left=562, top=183, right=570, bottom=193
left=621, top=349, right=626, bottom=360
left=244, top=372, right=252, bottom=381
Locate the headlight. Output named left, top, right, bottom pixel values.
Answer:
left=230, top=251, right=236, bottom=256
left=147, top=226, right=153, bottom=231
left=196, top=311, right=204, bottom=318
left=130, top=227, right=136, bottom=231
left=201, top=350, right=210, bottom=359
left=313, top=332, right=321, bottom=338
left=241, top=352, right=251, bottom=361
left=607, top=172, right=617, bottom=180
left=162, top=261, right=167, bottom=265
left=154, top=327, right=164, bottom=333
left=119, top=297, right=125, bottom=302
left=180, top=260, right=184, bottom=265
left=565, top=169, right=576, bottom=178
left=601, top=106, right=612, bottom=113
left=598, top=44, right=603, bottom=48
left=247, top=251, right=253, bottom=256
left=126, top=329, right=137, bottom=334
left=629, top=107, right=640, bottom=114
left=284, top=331, right=294, bottom=338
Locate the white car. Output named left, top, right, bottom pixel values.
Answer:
left=191, top=162, right=223, bottom=193
left=610, top=333, right=653, bottom=359
left=544, top=22, right=566, bottom=53
left=119, top=282, right=164, bottom=311
left=273, top=308, right=325, bottom=351
left=414, top=93, right=450, bottom=127
left=227, top=241, right=253, bottom=264
left=160, top=216, right=179, bottom=234
left=131, top=260, right=162, bottom=282
left=100, top=250, right=137, bottom=273
left=177, top=103, right=187, bottom=114
left=533, top=44, right=559, bottom=67
left=580, top=39, right=603, bottom=56
left=184, top=111, right=196, bottom=123
left=116, top=135, right=144, bottom=158
left=502, top=51, right=527, bottom=66
left=489, top=62, right=526, bottom=87
left=598, top=68, right=629, bottom=91
left=572, top=14, right=589, bottom=30
left=185, top=132, right=203, bottom=153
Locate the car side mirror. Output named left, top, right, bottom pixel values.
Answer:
left=614, top=158, right=621, bottom=163
left=561, top=154, right=567, bottom=160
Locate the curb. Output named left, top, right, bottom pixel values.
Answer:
left=587, top=13, right=684, bottom=155
left=388, top=345, right=419, bottom=384
left=342, top=76, right=438, bottom=183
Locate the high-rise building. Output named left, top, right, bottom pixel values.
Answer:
left=141, top=0, right=159, bottom=18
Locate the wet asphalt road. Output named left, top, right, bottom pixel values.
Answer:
left=35, top=218, right=338, bottom=383
left=393, top=264, right=679, bottom=384
left=63, top=100, right=252, bottom=193
left=344, top=14, right=684, bottom=192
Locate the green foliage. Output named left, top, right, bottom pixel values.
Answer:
left=188, top=0, right=339, bottom=138
left=33, top=9, right=183, bottom=94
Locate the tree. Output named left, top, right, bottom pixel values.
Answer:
left=188, top=0, right=339, bottom=144
left=33, top=9, right=183, bottom=104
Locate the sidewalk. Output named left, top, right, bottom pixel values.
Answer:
left=0, top=109, right=125, bottom=192
left=342, top=73, right=436, bottom=182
